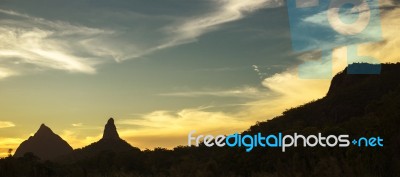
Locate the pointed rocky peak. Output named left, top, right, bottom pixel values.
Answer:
left=75, top=118, right=134, bottom=158
left=35, top=124, right=54, bottom=136
left=14, top=123, right=73, bottom=160
left=102, top=118, right=120, bottom=140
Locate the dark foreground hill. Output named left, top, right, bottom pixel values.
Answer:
left=13, top=124, right=73, bottom=161
left=1, top=63, right=400, bottom=177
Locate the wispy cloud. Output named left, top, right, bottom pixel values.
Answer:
left=0, top=67, right=17, bottom=79
left=357, top=7, right=400, bottom=63
left=157, top=0, right=283, bottom=50
left=0, top=0, right=284, bottom=79
left=252, top=65, right=268, bottom=79
left=72, top=123, right=83, bottom=127
left=120, top=0, right=284, bottom=59
left=118, top=108, right=253, bottom=149
left=159, top=86, right=266, bottom=98
left=0, top=9, right=118, bottom=79
left=0, top=121, right=15, bottom=128
left=60, top=130, right=101, bottom=149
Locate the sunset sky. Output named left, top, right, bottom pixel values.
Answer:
left=0, top=0, right=399, bottom=157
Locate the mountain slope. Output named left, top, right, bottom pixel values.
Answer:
left=248, top=63, right=400, bottom=133
left=59, top=118, right=139, bottom=162
left=235, top=63, right=400, bottom=176
left=14, top=124, right=73, bottom=161
left=77, top=118, right=135, bottom=154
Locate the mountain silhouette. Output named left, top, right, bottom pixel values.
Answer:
left=82, top=118, right=134, bottom=152
left=102, top=118, right=120, bottom=140
left=60, top=118, right=138, bottom=162
left=14, top=124, right=73, bottom=160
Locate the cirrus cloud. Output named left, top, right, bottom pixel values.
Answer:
left=0, top=121, right=15, bottom=128
left=0, top=0, right=283, bottom=80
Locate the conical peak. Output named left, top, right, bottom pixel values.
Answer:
left=107, top=118, right=115, bottom=124
left=36, top=124, right=53, bottom=136
left=102, top=118, right=120, bottom=140
left=14, top=123, right=73, bottom=160
left=39, top=123, right=48, bottom=129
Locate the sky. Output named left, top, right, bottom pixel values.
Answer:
left=0, top=0, right=399, bottom=157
